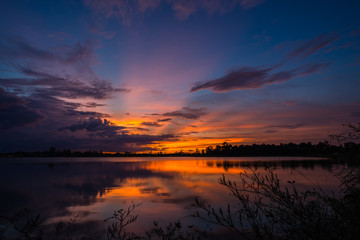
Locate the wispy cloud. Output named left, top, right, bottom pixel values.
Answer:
left=157, top=118, right=172, bottom=122
left=190, top=63, right=328, bottom=93
left=0, top=35, right=129, bottom=99
left=163, top=107, right=207, bottom=119
left=267, top=123, right=306, bottom=129
left=83, top=0, right=161, bottom=25
left=84, top=0, right=266, bottom=24
left=288, top=33, right=338, bottom=60
left=141, top=121, right=163, bottom=127
left=240, top=0, right=266, bottom=9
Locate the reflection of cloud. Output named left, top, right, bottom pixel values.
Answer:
left=190, top=63, right=328, bottom=92
left=0, top=161, right=175, bottom=217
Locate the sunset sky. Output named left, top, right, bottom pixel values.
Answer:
left=1, top=0, right=360, bottom=153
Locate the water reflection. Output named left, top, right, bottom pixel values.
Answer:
left=0, top=157, right=343, bottom=232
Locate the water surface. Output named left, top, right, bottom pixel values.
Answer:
left=0, top=157, right=343, bottom=233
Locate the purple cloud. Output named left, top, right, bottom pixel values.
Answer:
left=190, top=63, right=329, bottom=93
left=157, top=118, right=172, bottom=122
left=83, top=0, right=161, bottom=25
left=288, top=33, right=338, bottom=60
left=141, top=121, right=163, bottom=127
left=0, top=88, right=44, bottom=130
left=163, top=107, right=207, bottom=119
left=84, top=0, right=266, bottom=24
left=240, top=0, right=266, bottom=9
left=0, top=36, right=129, bottom=100
left=59, top=117, right=125, bottom=133
left=267, top=123, right=307, bottom=129
left=170, top=0, right=266, bottom=20
left=84, top=102, right=106, bottom=108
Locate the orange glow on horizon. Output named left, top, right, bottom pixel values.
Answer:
left=143, top=137, right=250, bottom=153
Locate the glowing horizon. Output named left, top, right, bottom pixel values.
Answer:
left=0, top=0, right=359, bottom=152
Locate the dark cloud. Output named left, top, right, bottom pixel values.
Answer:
left=157, top=118, right=172, bottom=122
left=288, top=33, right=338, bottom=60
left=0, top=39, right=170, bottom=152
left=190, top=63, right=328, bottom=93
left=0, top=35, right=165, bottom=152
left=0, top=88, right=44, bottom=130
left=0, top=84, right=176, bottom=152
left=141, top=121, right=163, bottom=127
left=84, top=102, right=106, bottom=108
left=0, top=35, right=129, bottom=100
left=163, top=107, right=207, bottom=120
left=264, top=129, right=278, bottom=133
left=0, top=75, right=128, bottom=100
left=59, top=117, right=124, bottom=133
left=134, top=127, right=150, bottom=132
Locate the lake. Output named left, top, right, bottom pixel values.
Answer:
left=0, top=157, right=346, bottom=236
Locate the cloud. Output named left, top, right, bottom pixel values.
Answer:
left=141, top=121, right=163, bottom=127
left=240, top=0, right=266, bottom=9
left=157, top=118, right=172, bottom=122
left=84, top=102, right=106, bottom=108
left=163, top=107, right=207, bottom=119
left=59, top=117, right=124, bottom=133
left=1, top=76, right=129, bottom=100
left=288, top=33, right=338, bottom=60
left=0, top=88, right=44, bottom=130
left=169, top=0, right=197, bottom=20
left=0, top=36, right=129, bottom=100
left=190, top=63, right=329, bottom=93
left=169, top=0, right=266, bottom=19
left=0, top=35, right=169, bottom=152
left=84, top=0, right=266, bottom=24
left=83, top=0, right=161, bottom=25
left=267, top=123, right=306, bottom=129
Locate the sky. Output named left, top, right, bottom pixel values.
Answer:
left=0, top=0, right=360, bottom=153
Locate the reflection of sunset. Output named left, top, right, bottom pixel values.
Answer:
left=104, top=185, right=142, bottom=197
left=143, top=160, right=245, bottom=174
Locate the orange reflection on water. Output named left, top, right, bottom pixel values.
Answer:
left=143, top=160, right=245, bottom=175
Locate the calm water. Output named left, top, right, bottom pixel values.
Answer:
left=0, top=157, right=344, bottom=233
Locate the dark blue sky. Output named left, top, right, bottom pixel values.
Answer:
left=1, top=0, right=360, bottom=152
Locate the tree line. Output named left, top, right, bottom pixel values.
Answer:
left=1, top=141, right=360, bottom=158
